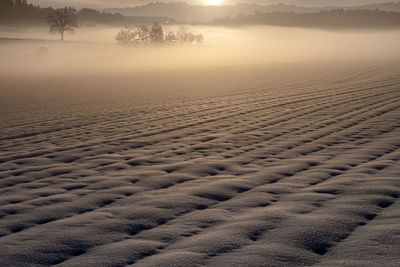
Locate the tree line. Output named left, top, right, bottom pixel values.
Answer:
left=213, top=9, right=400, bottom=29
left=0, top=0, right=49, bottom=25
left=0, top=0, right=173, bottom=26
left=115, top=23, right=204, bottom=45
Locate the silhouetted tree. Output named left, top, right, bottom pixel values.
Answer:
left=176, top=28, right=204, bottom=44
left=115, top=26, right=137, bottom=44
left=150, top=22, right=164, bottom=43
left=137, top=25, right=151, bottom=43
left=115, top=23, right=203, bottom=45
left=164, top=31, right=177, bottom=44
left=47, top=7, right=78, bottom=41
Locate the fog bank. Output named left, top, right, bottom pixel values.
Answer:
left=1, top=26, right=400, bottom=77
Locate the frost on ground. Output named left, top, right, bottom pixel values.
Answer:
left=0, top=62, right=399, bottom=266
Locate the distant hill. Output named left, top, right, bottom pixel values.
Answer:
left=349, top=1, right=400, bottom=12
left=2, top=0, right=400, bottom=29
left=26, top=0, right=400, bottom=9
left=105, top=2, right=319, bottom=23
left=106, top=1, right=400, bottom=23
left=214, top=9, right=400, bottom=29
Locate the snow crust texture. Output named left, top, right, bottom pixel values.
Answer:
left=0, top=63, right=400, bottom=266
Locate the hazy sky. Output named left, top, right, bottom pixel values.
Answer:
left=28, top=0, right=393, bottom=9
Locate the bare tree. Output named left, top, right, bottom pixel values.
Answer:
left=164, top=31, right=177, bottom=44
left=47, top=7, right=78, bottom=41
left=136, top=25, right=151, bottom=43
left=176, top=28, right=204, bottom=44
left=115, top=23, right=204, bottom=45
left=115, top=26, right=136, bottom=45
left=149, top=22, right=164, bottom=43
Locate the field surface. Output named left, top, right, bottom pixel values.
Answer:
left=0, top=62, right=400, bottom=266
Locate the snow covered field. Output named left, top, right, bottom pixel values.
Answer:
left=0, top=60, right=400, bottom=266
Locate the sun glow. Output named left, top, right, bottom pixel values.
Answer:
left=204, top=0, right=224, bottom=6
